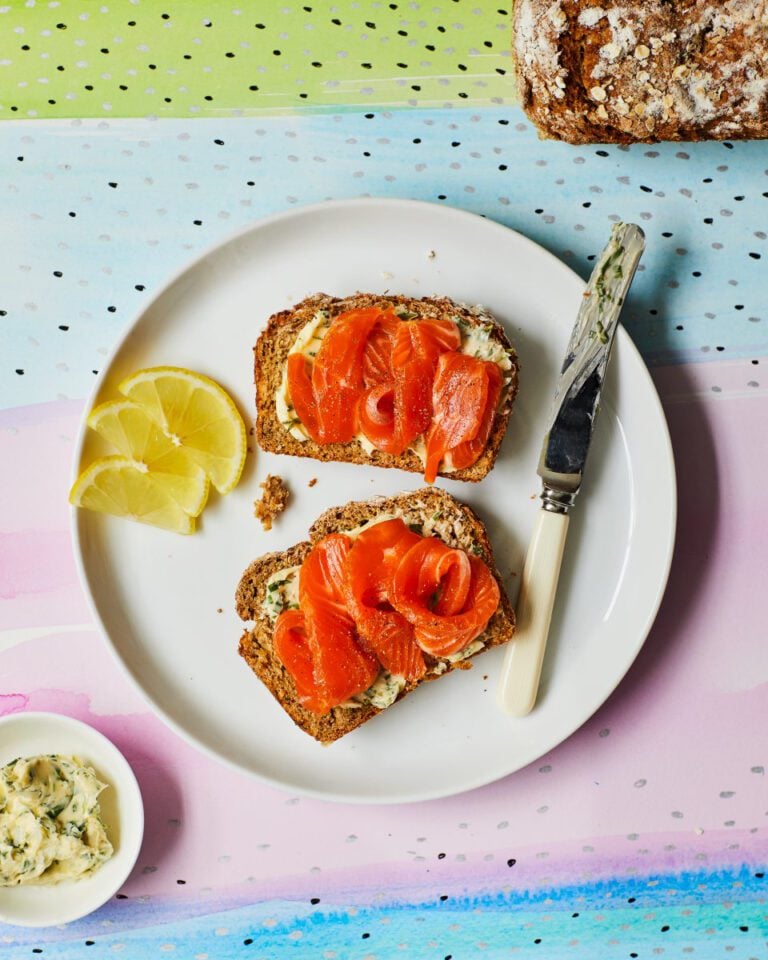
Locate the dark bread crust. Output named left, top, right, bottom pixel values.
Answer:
left=236, top=488, right=515, bottom=743
left=254, top=292, right=518, bottom=482
left=514, top=0, right=768, bottom=144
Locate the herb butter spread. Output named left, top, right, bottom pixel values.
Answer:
left=263, top=566, right=301, bottom=621
left=275, top=307, right=516, bottom=468
left=345, top=671, right=406, bottom=710
left=0, top=755, right=113, bottom=886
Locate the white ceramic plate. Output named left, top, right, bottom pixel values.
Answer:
left=71, top=199, right=675, bottom=804
left=0, top=712, right=144, bottom=926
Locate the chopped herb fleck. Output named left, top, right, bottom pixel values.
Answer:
left=594, top=320, right=609, bottom=344
left=594, top=242, right=625, bottom=305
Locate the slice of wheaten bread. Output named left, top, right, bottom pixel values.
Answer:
left=514, top=0, right=768, bottom=145
left=254, top=292, right=518, bottom=482
left=236, top=488, right=515, bottom=743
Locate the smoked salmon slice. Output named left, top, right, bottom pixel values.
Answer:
left=286, top=353, right=320, bottom=440
left=344, top=519, right=426, bottom=681
left=356, top=312, right=404, bottom=454
left=392, top=319, right=461, bottom=448
left=423, top=352, right=492, bottom=483
left=272, top=609, right=328, bottom=715
left=357, top=318, right=462, bottom=455
left=362, top=311, right=399, bottom=387
left=391, top=538, right=500, bottom=658
left=446, top=360, right=503, bottom=471
left=356, top=382, right=402, bottom=455
left=273, top=534, right=379, bottom=714
left=299, top=534, right=380, bottom=707
left=286, top=308, right=382, bottom=444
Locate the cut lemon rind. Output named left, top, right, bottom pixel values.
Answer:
left=69, top=456, right=195, bottom=535
left=118, top=366, right=247, bottom=494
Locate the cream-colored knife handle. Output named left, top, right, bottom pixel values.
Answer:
left=497, top=509, right=570, bottom=717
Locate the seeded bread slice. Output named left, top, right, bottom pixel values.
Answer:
left=254, top=292, right=518, bottom=482
left=236, top=488, right=515, bottom=744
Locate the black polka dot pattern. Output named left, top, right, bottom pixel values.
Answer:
left=2, top=115, right=766, bottom=400
left=0, top=5, right=514, bottom=118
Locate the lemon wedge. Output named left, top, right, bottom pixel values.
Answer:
left=69, top=457, right=195, bottom=535
left=118, top=366, right=246, bottom=494
left=88, top=400, right=209, bottom=516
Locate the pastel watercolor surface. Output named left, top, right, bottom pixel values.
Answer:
left=0, top=1, right=516, bottom=119
left=1, top=7, right=768, bottom=956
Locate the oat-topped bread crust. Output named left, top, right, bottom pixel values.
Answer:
left=254, top=292, right=518, bottom=482
left=236, top=488, right=516, bottom=743
left=514, top=0, right=768, bottom=144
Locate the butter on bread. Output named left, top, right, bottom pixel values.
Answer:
left=235, top=488, right=515, bottom=743
left=253, top=292, right=518, bottom=482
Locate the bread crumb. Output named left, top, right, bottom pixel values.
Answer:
left=254, top=474, right=290, bottom=531
left=427, top=249, right=436, bottom=259
left=216, top=608, right=223, bottom=614
left=308, top=477, right=317, bottom=488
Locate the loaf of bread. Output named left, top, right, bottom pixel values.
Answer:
left=235, top=488, right=516, bottom=743
left=254, top=292, right=518, bottom=483
left=514, top=0, right=768, bottom=144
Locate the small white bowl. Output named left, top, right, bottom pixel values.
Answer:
left=0, top=711, right=144, bottom=927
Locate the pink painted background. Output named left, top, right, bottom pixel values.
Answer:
left=2, top=373, right=766, bottom=905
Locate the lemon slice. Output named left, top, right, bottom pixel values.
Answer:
left=118, top=367, right=246, bottom=494
left=88, top=400, right=209, bottom=516
left=69, top=457, right=195, bottom=534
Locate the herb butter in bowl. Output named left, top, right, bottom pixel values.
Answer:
left=0, top=712, right=143, bottom=927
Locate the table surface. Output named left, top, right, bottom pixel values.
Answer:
left=1, top=3, right=767, bottom=959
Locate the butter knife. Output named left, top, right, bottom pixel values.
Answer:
left=497, top=223, right=646, bottom=717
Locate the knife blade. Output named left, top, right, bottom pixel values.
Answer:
left=497, top=223, right=645, bottom=717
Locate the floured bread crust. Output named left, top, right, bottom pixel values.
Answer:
left=514, top=0, right=768, bottom=143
